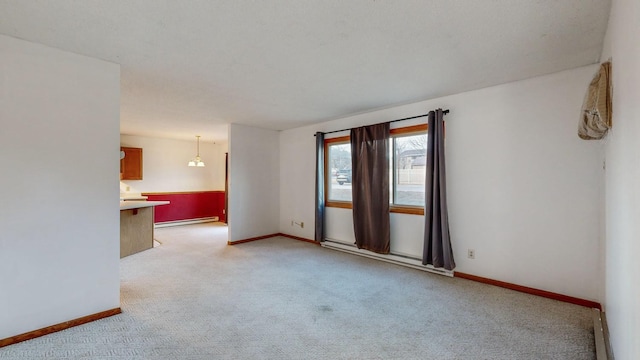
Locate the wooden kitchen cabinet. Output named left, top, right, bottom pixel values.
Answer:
left=120, top=147, right=143, bottom=180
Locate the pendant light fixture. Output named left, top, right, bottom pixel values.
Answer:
left=188, top=135, right=205, bottom=167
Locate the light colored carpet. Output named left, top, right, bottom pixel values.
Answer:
left=1, top=223, right=595, bottom=359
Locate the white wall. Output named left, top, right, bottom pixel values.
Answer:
left=280, top=65, right=604, bottom=302
left=600, top=0, right=640, bottom=358
left=119, top=134, right=227, bottom=193
left=0, top=35, right=120, bottom=339
left=228, top=124, right=280, bottom=242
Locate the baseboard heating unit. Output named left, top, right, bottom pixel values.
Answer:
left=154, top=217, right=219, bottom=228
left=593, top=309, right=610, bottom=360
left=321, top=239, right=453, bottom=277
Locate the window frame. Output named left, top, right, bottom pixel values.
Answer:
left=324, top=124, right=427, bottom=215
left=325, top=135, right=352, bottom=209
left=390, top=124, right=427, bottom=215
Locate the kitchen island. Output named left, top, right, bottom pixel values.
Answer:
left=120, top=200, right=169, bottom=258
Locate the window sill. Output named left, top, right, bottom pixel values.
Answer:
left=390, top=205, right=424, bottom=215
left=326, top=202, right=424, bottom=215
left=326, top=201, right=352, bottom=209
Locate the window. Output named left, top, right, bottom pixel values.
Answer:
left=392, top=129, right=427, bottom=208
left=325, top=124, right=428, bottom=214
left=326, top=137, right=352, bottom=205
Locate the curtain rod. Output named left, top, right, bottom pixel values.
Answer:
left=315, top=109, right=449, bottom=136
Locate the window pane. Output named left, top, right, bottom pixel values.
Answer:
left=393, top=134, right=427, bottom=206
left=328, top=143, right=352, bottom=202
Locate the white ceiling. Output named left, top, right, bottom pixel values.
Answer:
left=0, top=0, right=611, bottom=142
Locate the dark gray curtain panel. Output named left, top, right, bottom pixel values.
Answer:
left=423, top=109, right=456, bottom=270
left=315, top=132, right=325, bottom=242
left=350, top=123, right=390, bottom=254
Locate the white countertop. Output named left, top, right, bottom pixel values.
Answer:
left=120, top=200, right=170, bottom=210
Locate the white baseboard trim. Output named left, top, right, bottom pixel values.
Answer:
left=154, top=217, right=219, bottom=228
left=321, top=239, right=453, bottom=277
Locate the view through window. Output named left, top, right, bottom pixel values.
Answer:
left=392, top=133, right=427, bottom=207
left=327, top=141, right=352, bottom=202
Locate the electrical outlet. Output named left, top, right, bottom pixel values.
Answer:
left=467, top=249, right=475, bottom=259
left=291, top=220, right=294, bottom=226
left=300, top=222, right=304, bottom=228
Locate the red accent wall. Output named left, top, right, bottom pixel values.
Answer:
left=142, top=191, right=226, bottom=223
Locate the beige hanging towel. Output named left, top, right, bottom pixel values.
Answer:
left=578, top=61, right=612, bottom=140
